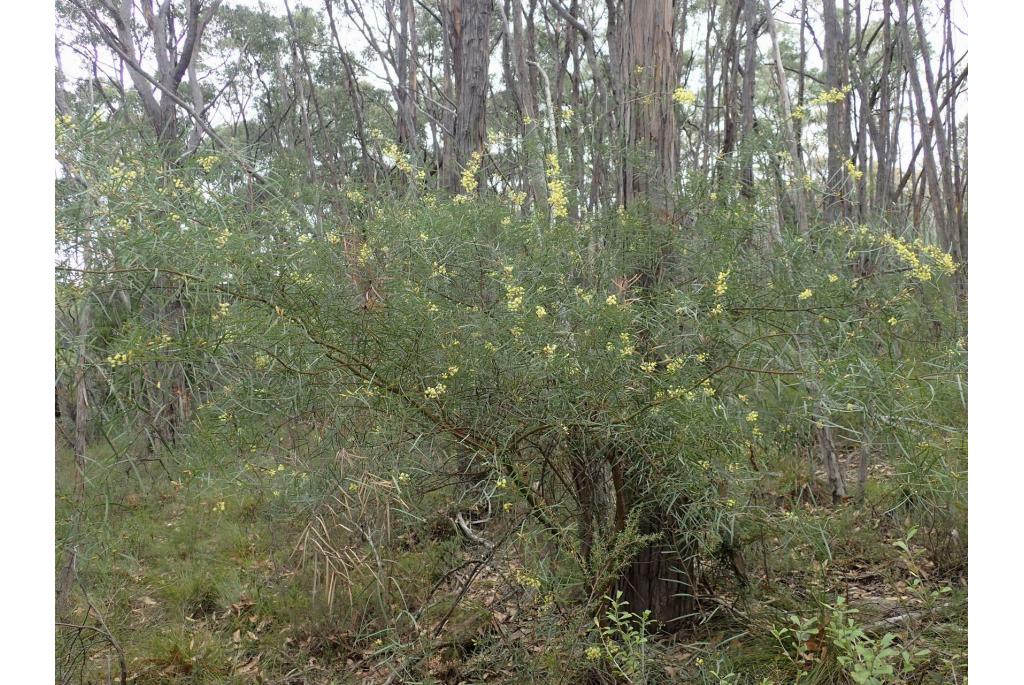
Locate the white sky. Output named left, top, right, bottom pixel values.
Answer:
left=58, top=0, right=966, bottom=164
left=61, top=0, right=967, bottom=90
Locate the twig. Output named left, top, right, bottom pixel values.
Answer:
left=382, top=517, right=524, bottom=685
left=455, top=511, right=494, bottom=550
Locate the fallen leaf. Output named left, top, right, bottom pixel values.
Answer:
left=235, top=655, right=260, bottom=675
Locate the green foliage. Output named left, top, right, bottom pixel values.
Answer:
left=55, top=111, right=966, bottom=683
left=770, top=597, right=931, bottom=685
left=588, top=591, right=660, bottom=682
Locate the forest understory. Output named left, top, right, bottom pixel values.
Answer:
left=55, top=0, right=967, bottom=682
left=57, top=430, right=966, bottom=684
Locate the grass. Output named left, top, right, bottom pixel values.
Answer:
left=56, top=429, right=966, bottom=684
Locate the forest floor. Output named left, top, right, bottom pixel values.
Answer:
left=56, top=440, right=966, bottom=684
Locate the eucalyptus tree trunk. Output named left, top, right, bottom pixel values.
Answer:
left=289, top=37, right=317, bottom=179
left=394, top=0, right=420, bottom=155
left=897, top=0, right=947, bottom=250
left=738, top=0, right=758, bottom=198
left=796, top=0, right=807, bottom=165
left=822, top=0, right=851, bottom=221
left=763, top=0, right=809, bottom=235
left=698, top=3, right=716, bottom=175
left=908, top=0, right=961, bottom=261
left=717, top=1, right=742, bottom=189
left=444, top=0, right=493, bottom=193
left=606, top=0, right=696, bottom=630
left=552, top=0, right=608, bottom=212
left=875, top=1, right=895, bottom=216
left=498, top=0, right=546, bottom=208
left=612, top=0, right=677, bottom=214
left=79, top=0, right=223, bottom=150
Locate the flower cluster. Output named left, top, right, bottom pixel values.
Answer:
left=501, top=283, right=524, bottom=312
left=615, top=332, right=636, bottom=357
left=424, top=383, right=447, bottom=399
left=145, top=334, right=173, bottom=349
left=197, top=154, right=218, bottom=172
left=845, top=159, right=865, bottom=181
left=811, top=84, right=853, bottom=106
left=880, top=234, right=932, bottom=281
left=358, top=242, right=373, bottom=265
left=106, top=351, right=134, bottom=367
left=460, top=150, right=484, bottom=195
left=920, top=243, right=957, bottom=276
left=573, top=287, right=593, bottom=304
left=672, top=87, right=697, bottom=105
left=105, top=162, right=138, bottom=191
left=545, top=153, right=568, bottom=219
left=382, top=141, right=414, bottom=175
left=56, top=115, right=76, bottom=146
left=544, top=153, right=569, bottom=218
left=507, top=189, right=527, bottom=208
left=714, top=269, right=730, bottom=297
left=514, top=568, right=542, bottom=590
left=211, top=302, right=231, bottom=321
left=660, top=386, right=696, bottom=402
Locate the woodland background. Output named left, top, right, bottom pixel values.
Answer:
left=53, top=0, right=967, bottom=682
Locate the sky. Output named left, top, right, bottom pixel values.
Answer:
left=57, top=0, right=967, bottom=165
left=60, top=0, right=968, bottom=97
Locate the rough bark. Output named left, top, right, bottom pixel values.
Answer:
left=611, top=449, right=697, bottom=630
left=444, top=0, right=493, bottom=193
left=611, top=0, right=677, bottom=214
left=822, top=0, right=850, bottom=221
